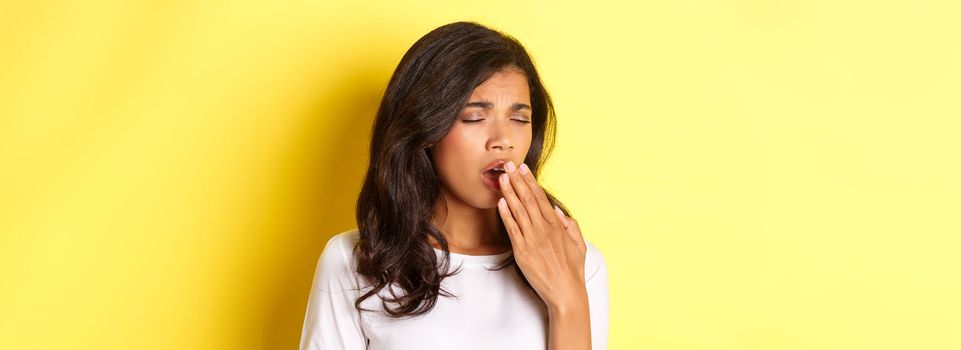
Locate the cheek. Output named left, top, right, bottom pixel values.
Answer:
left=440, top=126, right=469, bottom=145
left=517, top=131, right=533, bottom=155
left=433, top=128, right=477, bottom=173
left=435, top=129, right=470, bottom=158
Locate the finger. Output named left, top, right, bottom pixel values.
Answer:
left=498, top=197, right=526, bottom=246
left=554, top=206, right=585, bottom=248
left=503, top=161, right=546, bottom=225
left=499, top=171, right=535, bottom=236
left=519, top=162, right=561, bottom=227
left=566, top=215, right=587, bottom=249
left=553, top=205, right=570, bottom=230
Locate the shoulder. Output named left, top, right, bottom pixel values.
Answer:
left=312, top=228, right=361, bottom=292
left=582, top=238, right=611, bottom=350
left=320, top=228, right=360, bottom=268
left=583, top=238, right=608, bottom=284
left=328, top=228, right=360, bottom=254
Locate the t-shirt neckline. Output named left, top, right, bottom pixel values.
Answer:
left=432, top=247, right=513, bottom=266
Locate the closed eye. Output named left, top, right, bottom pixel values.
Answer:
left=462, top=119, right=531, bottom=124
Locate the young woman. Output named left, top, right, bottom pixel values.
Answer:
left=300, top=21, right=609, bottom=350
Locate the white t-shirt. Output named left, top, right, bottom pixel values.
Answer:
left=299, top=228, right=610, bottom=350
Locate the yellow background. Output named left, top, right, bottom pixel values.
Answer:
left=2, top=0, right=959, bottom=349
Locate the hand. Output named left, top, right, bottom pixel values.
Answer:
left=496, top=160, right=588, bottom=311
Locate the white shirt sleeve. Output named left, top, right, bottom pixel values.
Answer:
left=300, top=233, right=369, bottom=350
left=585, top=241, right=610, bottom=350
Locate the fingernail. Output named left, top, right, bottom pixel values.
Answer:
left=500, top=173, right=508, bottom=183
left=498, top=197, right=507, bottom=208
left=505, top=161, right=516, bottom=172
left=519, top=163, right=529, bottom=174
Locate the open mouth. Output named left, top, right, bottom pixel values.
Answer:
left=482, top=168, right=506, bottom=192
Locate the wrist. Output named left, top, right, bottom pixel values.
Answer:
left=546, top=288, right=589, bottom=317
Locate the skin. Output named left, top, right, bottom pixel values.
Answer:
left=427, top=67, right=591, bottom=349
left=427, top=67, right=533, bottom=254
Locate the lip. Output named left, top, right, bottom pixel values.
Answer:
left=482, top=159, right=509, bottom=173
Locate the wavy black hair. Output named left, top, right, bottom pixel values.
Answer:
left=353, top=21, right=573, bottom=318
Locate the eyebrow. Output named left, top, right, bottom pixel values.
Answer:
left=464, top=101, right=532, bottom=111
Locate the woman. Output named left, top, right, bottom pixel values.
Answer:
left=300, top=21, right=609, bottom=350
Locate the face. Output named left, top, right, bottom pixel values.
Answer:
left=429, top=68, right=534, bottom=209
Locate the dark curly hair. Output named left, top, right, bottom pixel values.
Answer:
left=353, top=21, right=573, bottom=318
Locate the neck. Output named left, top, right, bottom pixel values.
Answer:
left=430, top=190, right=508, bottom=253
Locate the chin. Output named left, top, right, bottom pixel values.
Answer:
left=483, top=193, right=503, bottom=209
left=482, top=200, right=499, bottom=210
left=449, top=184, right=501, bottom=210
left=467, top=193, right=500, bottom=210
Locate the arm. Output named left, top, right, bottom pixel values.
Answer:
left=299, top=233, right=368, bottom=350
left=585, top=242, right=610, bottom=349
left=547, top=241, right=610, bottom=350
left=547, top=287, right=592, bottom=350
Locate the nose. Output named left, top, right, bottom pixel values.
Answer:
left=487, top=121, right=515, bottom=151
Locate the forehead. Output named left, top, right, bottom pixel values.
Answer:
left=468, top=69, right=530, bottom=101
